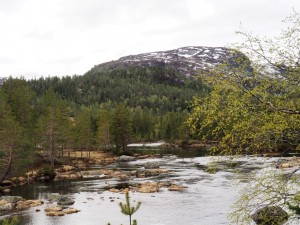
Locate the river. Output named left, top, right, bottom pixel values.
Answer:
left=0, top=152, right=288, bottom=225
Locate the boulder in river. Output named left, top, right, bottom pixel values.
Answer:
left=0, top=200, right=13, bottom=211
left=45, top=206, right=80, bottom=216
left=136, top=168, right=168, bottom=178
left=144, top=162, right=160, bottom=169
left=45, top=206, right=63, bottom=212
left=251, top=206, right=288, bottom=225
left=56, top=165, right=76, bottom=173
left=57, top=195, right=75, bottom=206
left=46, top=211, right=65, bottom=217
left=0, top=195, right=24, bottom=203
left=16, top=200, right=44, bottom=210
left=45, top=206, right=65, bottom=216
left=168, top=184, right=186, bottom=191
left=138, top=182, right=160, bottom=193
left=63, top=208, right=80, bottom=214
left=117, top=155, right=135, bottom=162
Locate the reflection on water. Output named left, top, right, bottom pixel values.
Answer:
left=1, top=150, right=280, bottom=225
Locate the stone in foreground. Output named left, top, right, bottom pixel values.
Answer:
left=251, top=206, right=288, bottom=225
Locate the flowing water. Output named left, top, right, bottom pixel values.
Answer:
left=0, top=152, right=284, bottom=225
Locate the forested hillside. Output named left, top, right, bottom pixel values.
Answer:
left=0, top=64, right=209, bottom=181
left=29, top=66, right=208, bottom=111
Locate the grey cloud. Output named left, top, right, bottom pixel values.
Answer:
left=0, top=56, right=16, bottom=63
left=50, top=56, right=83, bottom=64
left=55, top=0, right=191, bottom=30
left=24, top=29, right=54, bottom=40
left=0, top=0, right=24, bottom=14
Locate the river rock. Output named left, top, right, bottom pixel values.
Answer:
left=16, top=200, right=44, bottom=210
left=251, top=206, right=288, bottom=225
left=0, top=196, right=24, bottom=203
left=277, top=157, right=300, bottom=169
left=19, top=176, right=26, bottom=183
left=45, top=206, right=63, bottom=212
left=26, top=170, right=38, bottom=180
left=168, top=184, right=185, bottom=191
left=56, top=165, right=76, bottom=173
left=138, top=182, right=159, bottom=193
left=48, top=193, right=61, bottom=202
left=3, top=189, right=11, bottom=193
left=57, top=196, right=75, bottom=206
left=117, top=155, right=135, bottom=162
left=0, top=202, right=13, bottom=211
left=16, top=201, right=30, bottom=210
left=63, top=208, right=80, bottom=214
left=0, top=200, right=8, bottom=205
left=46, top=211, right=65, bottom=216
left=136, top=168, right=168, bottom=178
left=55, top=172, right=82, bottom=180
left=109, top=188, right=120, bottom=193
left=0, top=180, right=14, bottom=187
left=136, top=168, right=146, bottom=178
left=144, top=162, right=160, bottom=169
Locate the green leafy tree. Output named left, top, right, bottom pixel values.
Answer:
left=188, top=11, right=300, bottom=154
left=188, top=11, right=300, bottom=224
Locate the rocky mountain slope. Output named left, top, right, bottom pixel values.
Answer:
left=88, top=46, right=248, bottom=77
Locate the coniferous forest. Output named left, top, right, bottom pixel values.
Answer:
left=0, top=65, right=208, bottom=181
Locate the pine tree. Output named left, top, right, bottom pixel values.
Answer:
left=97, top=109, right=111, bottom=149
left=111, top=104, right=132, bottom=153
left=37, top=90, right=70, bottom=169
left=0, top=90, right=23, bottom=183
left=119, top=192, right=141, bottom=225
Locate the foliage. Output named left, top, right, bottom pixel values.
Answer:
left=97, top=109, right=112, bottom=149
left=119, top=192, right=141, bottom=225
left=0, top=217, right=20, bottom=225
left=188, top=11, right=300, bottom=224
left=111, top=104, right=133, bottom=153
left=0, top=69, right=195, bottom=181
left=229, top=168, right=296, bottom=224
left=106, top=192, right=141, bottom=225
left=28, top=66, right=207, bottom=113
left=0, top=89, right=24, bottom=183
left=188, top=80, right=300, bottom=154
left=188, top=11, right=300, bottom=155
left=36, top=165, right=56, bottom=180
left=37, top=89, right=72, bottom=168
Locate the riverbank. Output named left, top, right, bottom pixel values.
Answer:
left=1, top=154, right=289, bottom=225
left=1, top=148, right=300, bottom=224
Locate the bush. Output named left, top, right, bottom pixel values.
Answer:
left=36, top=166, right=56, bottom=180
left=1, top=217, right=20, bottom=225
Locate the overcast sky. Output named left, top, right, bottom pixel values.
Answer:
left=0, top=0, right=299, bottom=79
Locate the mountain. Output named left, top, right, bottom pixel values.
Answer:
left=88, top=46, right=248, bottom=77
left=29, top=46, right=251, bottom=111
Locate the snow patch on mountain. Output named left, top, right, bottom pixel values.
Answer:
left=89, top=46, right=248, bottom=77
